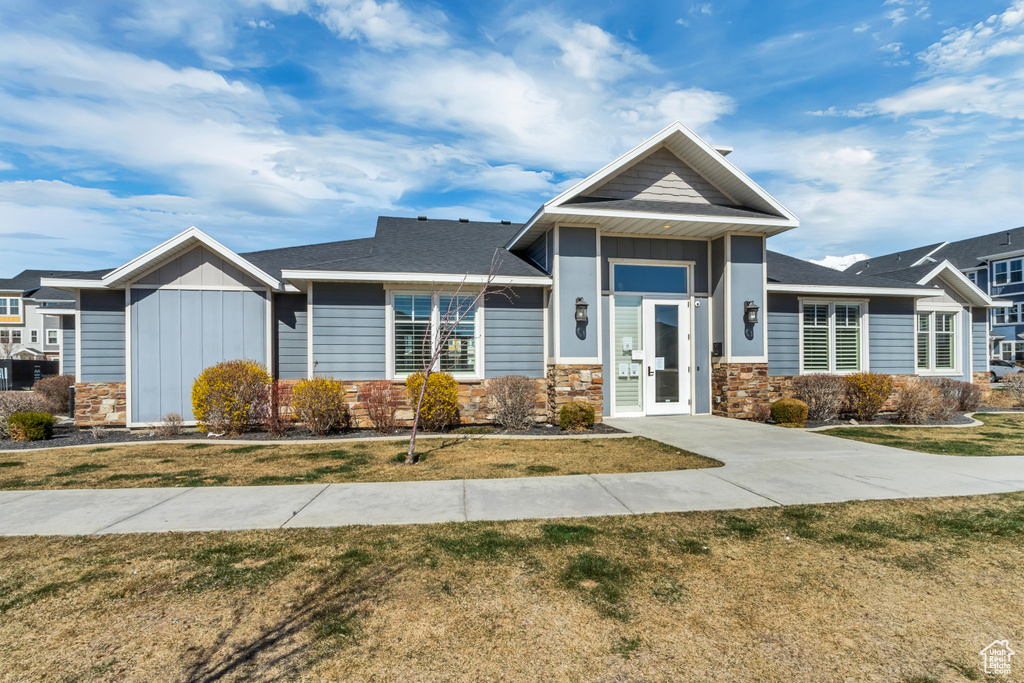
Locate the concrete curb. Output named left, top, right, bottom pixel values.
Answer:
left=805, top=415, right=985, bottom=432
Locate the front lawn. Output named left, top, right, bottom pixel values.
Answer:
left=0, top=436, right=718, bottom=490
left=2, top=493, right=1022, bottom=681
left=820, top=412, right=1024, bottom=456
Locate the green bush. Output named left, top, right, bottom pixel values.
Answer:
left=844, top=372, right=894, bottom=422
left=290, top=377, right=351, bottom=436
left=191, top=360, right=272, bottom=435
left=770, top=398, right=808, bottom=426
left=559, top=401, right=596, bottom=431
left=406, top=372, right=459, bottom=431
left=7, top=411, right=55, bottom=441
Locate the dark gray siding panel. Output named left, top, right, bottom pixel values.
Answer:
left=711, top=237, right=725, bottom=351
left=601, top=294, right=610, bottom=416
left=729, top=235, right=765, bottom=358
left=868, top=297, right=916, bottom=374
left=973, top=308, right=988, bottom=372
left=600, top=237, right=709, bottom=294
left=558, top=227, right=599, bottom=358
left=80, top=289, right=126, bottom=382
left=526, top=234, right=548, bottom=273
left=484, top=288, right=544, bottom=379
left=62, top=317, right=76, bottom=377
left=694, top=296, right=710, bottom=413
left=275, top=293, right=307, bottom=380
left=312, top=283, right=386, bottom=379
left=767, top=293, right=800, bottom=376
left=131, top=288, right=267, bottom=423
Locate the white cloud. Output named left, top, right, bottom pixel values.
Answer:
left=552, top=21, right=653, bottom=81
left=312, top=0, right=447, bottom=50
left=807, top=254, right=871, bottom=270
left=690, top=3, right=713, bottom=17
left=885, top=8, right=908, bottom=25
left=919, top=0, right=1024, bottom=72
left=876, top=74, right=1024, bottom=119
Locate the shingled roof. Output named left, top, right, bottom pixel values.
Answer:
left=0, top=270, right=79, bottom=298
left=767, top=251, right=934, bottom=291
left=846, top=225, right=1024, bottom=275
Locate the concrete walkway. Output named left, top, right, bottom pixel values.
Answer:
left=2, top=416, right=1024, bottom=536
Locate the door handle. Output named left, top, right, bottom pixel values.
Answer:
left=647, top=366, right=654, bottom=377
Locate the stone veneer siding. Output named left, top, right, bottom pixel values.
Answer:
left=74, top=382, right=128, bottom=426
left=275, top=378, right=549, bottom=429
left=547, top=364, right=604, bottom=424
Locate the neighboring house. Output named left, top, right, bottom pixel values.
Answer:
left=0, top=271, right=77, bottom=363
left=40, top=122, right=999, bottom=426
left=847, top=228, right=1024, bottom=363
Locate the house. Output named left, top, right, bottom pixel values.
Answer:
left=847, top=228, right=1024, bottom=364
left=38, top=122, right=999, bottom=427
left=0, top=270, right=77, bottom=363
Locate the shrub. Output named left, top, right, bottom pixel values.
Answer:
left=488, top=375, right=538, bottom=430
left=362, top=380, right=401, bottom=434
left=7, top=412, right=55, bottom=441
left=927, top=377, right=982, bottom=413
left=263, top=383, right=289, bottom=437
left=91, top=425, right=106, bottom=440
left=406, top=372, right=459, bottom=432
left=933, top=397, right=959, bottom=422
left=32, top=374, right=75, bottom=415
left=791, top=374, right=846, bottom=422
left=749, top=403, right=771, bottom=423
left=157, top=412, right=184, bottom=437
left=844, top=372, right=894, bottom=422
left=290, top=377, right=350, bottom=436
left=770, top=398, right=808, bottom=426
left=0, top=391, right=49, bottom=438
left=191, top=360, right=272, bottom=435
left=894, top=380, right=940, bottom=425
left=559, top=401, right=596, bottom=431
left=1003, top=373, right=1024, bottom=407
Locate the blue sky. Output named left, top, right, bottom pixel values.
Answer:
left=1, top=0, right=1023, bottom=272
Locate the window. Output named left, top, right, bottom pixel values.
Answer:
left=47, top=329, right=58, bottom=345
left=30, top=330, right=38, bottom=343
left=800, top=301, right=864, bottom=374
left=1002, top=342, right=1024, bottom=362
left=391, top=292, right=480, bottom=377
left=993, top=304, right=1024, bottom=325
left=0, top=298, right=18, bottom=316
left=994, top=259, right=1023, bottom=286
left=968, top=271, right=977, bottom=284
left=0, top=330, right=21, bottom=345
left=917, top=310, right=957, bottom=372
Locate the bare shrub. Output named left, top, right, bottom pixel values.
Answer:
left=894, top=380, right=940, bottom=424
left=960, top=382, right=983, bottom=412
left=927, top=377, right=984, bottom=413
left=91, top=425, right=107, bottom=440
left=933, top=397, right=959, bottom=422
left=791, top=374, right=847, bottom=422
left=362, top=380, right=400, bottom=434
left=291, top=377, right=351, bottom=436
left=32, top=374, right=75, bottom=415
left=1003, top=373, right=1024, bottom=407
left=0, top=391, right=49, bottom=438
left=157, top=412, right=184, bottom=437
left=263, top=382, right=289, bottom=437
left=488, top=375, right=537, bottom=430
left=750, top=403, right=771, bottom=423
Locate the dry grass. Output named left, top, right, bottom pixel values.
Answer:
left=2, top=493, right=1023, bottom=681
left=0, top=437, right=718, bottom=490
left=983, top=386, right=1020, bottom=410
left=823, top=412, right=1024, bottom=456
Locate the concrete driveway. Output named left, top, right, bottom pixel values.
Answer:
left=2, top=416, right=1023, bottom=536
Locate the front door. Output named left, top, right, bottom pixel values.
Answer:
left=642, top=299, right=690, bottom=415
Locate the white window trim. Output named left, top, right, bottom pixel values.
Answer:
left=992, top=256, right=1024, bottom=287
left=30, top=329, right=39, bottom=344
left=992, top=302, right=1024, bottom=326
left=0, top=297, right=23, bottom=322
left=47, top=329, right=59, bottom=345
left=797, top=298, right=870, bottom=375
left=915, top=306, right=962, bottom=375
left=386, top=288, right=485, bottom=381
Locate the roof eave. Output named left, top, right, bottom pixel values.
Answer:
left=766, top=283, right=935, bottom=297
left=282, top=269, right=552, bottom=287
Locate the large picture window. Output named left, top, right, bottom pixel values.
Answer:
left=800, top=301, right=864, bottom=374
left=917, top=310, right=957, bottom=372
left=391, top=291, right=480, bottom=378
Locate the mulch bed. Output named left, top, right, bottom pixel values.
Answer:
left=0, top=421, right=624, bottom=451
left=803, top=412, right=977, bottom=429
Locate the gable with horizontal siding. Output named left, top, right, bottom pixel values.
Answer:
left=585, top=146, right=731, bottom=205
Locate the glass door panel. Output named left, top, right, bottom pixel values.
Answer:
left=643, top=299, right=690, bottom=415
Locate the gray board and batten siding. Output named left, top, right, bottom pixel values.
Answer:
left=312, top=283, right=387, bottom=380
left=135, top=245, right=263, bottom=290
left=130, top=288, right=267, bottom=423
left=484, top=288, right=545, bottom=379
left=79, top=289, right=126, bottom=383
left=767, top=294, right=918, bottom=377
left=275, top=293, right=308, bottom=380
left=729, top=235, right=765, bottom=358
left=558, top=226, right=600, bottom=359
left=61, top=316, right=76, bottom=377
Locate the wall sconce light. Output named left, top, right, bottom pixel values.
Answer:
left=743, top=300, right=759, bottom=325
left=575, top=297, right=589, bottom=323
